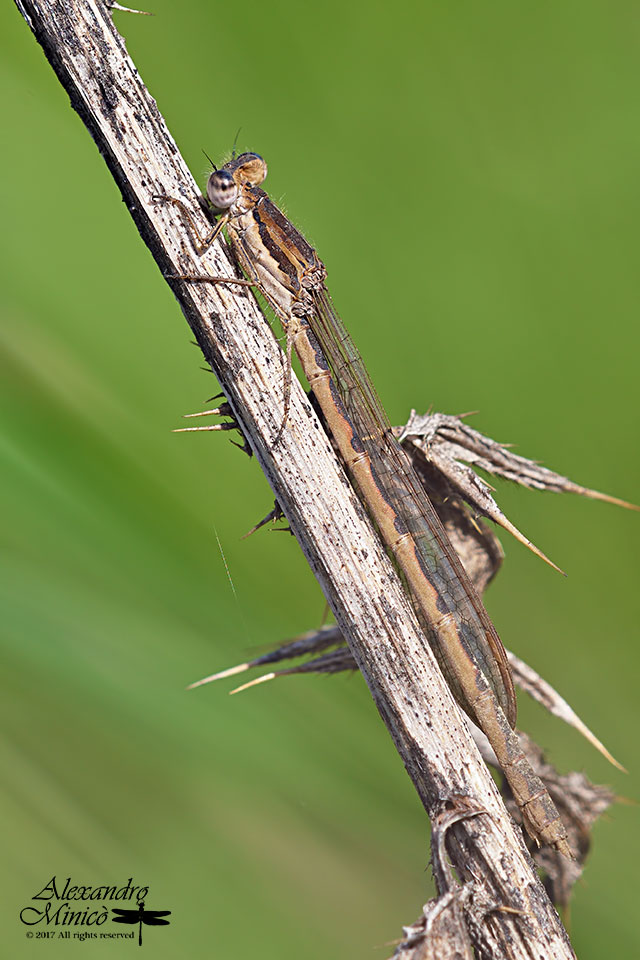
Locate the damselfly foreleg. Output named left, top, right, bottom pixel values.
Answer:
left=153, top=192, right=298, bottom=439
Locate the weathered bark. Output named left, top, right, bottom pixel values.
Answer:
left=15, top=1, right=576, bottom=956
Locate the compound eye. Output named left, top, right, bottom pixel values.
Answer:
left=207, top=170, right=238, bottom=212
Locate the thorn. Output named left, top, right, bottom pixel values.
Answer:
left=241, top=505, right=283, bottom=539
left=567, top=720, right=627, bottom=773
left=579, top=488, right=640, bottom=512
left=172, top=423, right=236, bottom=433
left=186, top=662, right=250, bottom=689
left=107, top=1, right=153, bottom=13
left=469, top=514, right=482, bottom=534
left=231, top=438, right=253, bottom=456
left=230, top=672, right=277, bottom=694
left=493, top=905, right=530, bottom=918
left=497, top=515, right=567, bottom=576
left=183, top=407, right=227, bottom=418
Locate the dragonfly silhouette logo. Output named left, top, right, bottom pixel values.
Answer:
left=111, top=902, right=171, bottom=946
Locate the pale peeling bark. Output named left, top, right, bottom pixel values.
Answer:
left=15, top=2, right=576, bottom=956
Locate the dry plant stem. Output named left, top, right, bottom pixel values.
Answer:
left=16, top=2, right=575, bottom=957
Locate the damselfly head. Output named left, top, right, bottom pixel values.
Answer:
left=224, top=153, right=268, bottom=188
left=207, top=169, right=238, bottom=213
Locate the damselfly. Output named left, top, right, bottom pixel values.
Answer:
left=156, top=154, right=571, bottom=856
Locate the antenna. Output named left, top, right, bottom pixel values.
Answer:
left=230, top=126, right=242, bottom=159
left=202, top=148, right=217, bottom=171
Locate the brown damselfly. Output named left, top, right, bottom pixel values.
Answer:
left=156, top=153, right=572, bottom=856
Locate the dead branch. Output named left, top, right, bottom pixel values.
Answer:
left=15, top=1, right=576, bottom=956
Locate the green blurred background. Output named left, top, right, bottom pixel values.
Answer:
left=2, top=1, right=638, bottom=956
